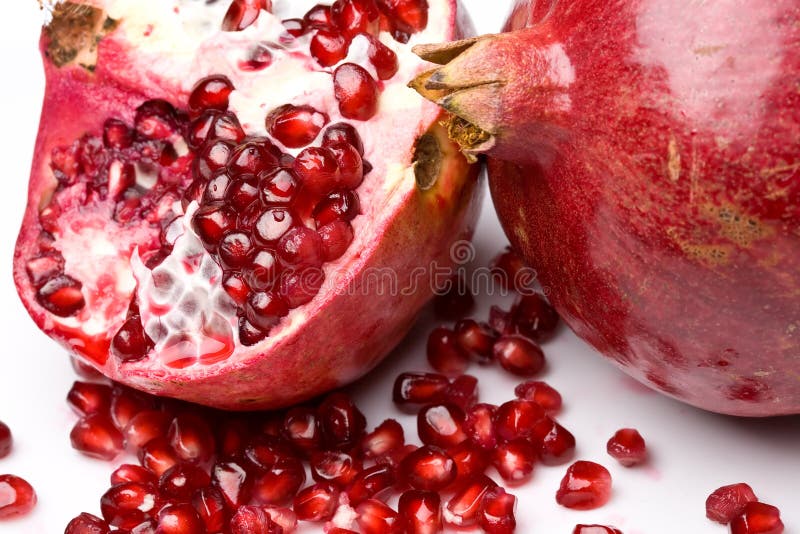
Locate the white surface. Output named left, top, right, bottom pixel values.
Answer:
left=0, top=2, right=797, bottom=533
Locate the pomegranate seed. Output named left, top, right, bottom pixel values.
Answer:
left=313, top=190, right=360, bottom=227
left=398, top=490, right=442, bottom=534
left=444, top=475, right=496, bottom=527
left=377, top=443, right=418, bottom=471
left=367, top=35, right=399, bottom=79
left=319, top=220, right=355, bottom=261
left=0, top=422, right=11, bottom=459
left=331, top=0, right=379, bottom=37
left=393, top=372, right=449, bottom=409
left=293, top=146, right=339, bottom=196
left=706, top=483, right=759, bottom=524
left=244, top=435, right=295, bottom=470
left=556, top=461, right=612, bottom=510
left=280, top=267, right=326, bottom=308
left=573, top=526, right=623, bottom=534
left=267, top=104, right=328, bottom=149
left=192, top=203, right=238, bottom=248
left=310, top=29, right=351, bottom=67
left=188, top=75, right=234, bottom=115
left=71, top=414, right=124, bottom=460
left=479, top=487, right=517, bottom=534
left=333, top=63, right=379, bottom=121
left=0, top=475, right=36, bottom=519
left=417, top=403, right=467, bottom=449
left=490, top=247, right=529, bottom=293
left=448, top=441, right=491, bottom=488
left=123, top=410, right=172, bottom=452
left=259, top=169, right=298, bottom=205
left=465, top=403, right=498, bottom=450
left=222, top=0, right=264, bottom=32
left=361, top=419, right=404, bottom=459
left=252, top=207, right=295, bottom=245
left=382, top=0, right=428, bottom=36
left=282, top=406, right=322, bottom=454
left=346, top=464, right=396, bottom=506
left=304, top=4, right=333, bottom=29
left=311, top=450, right=362, bottom=487
left=607, top=428, right=647, bottom=467
left=514, top=380, right=562, bottom=413
left=246, top=290, right=289, bottom=332
left=100, top=482, right=158, bottom=529
left=67, top=381, right=112, bottom=417
left=112, top=316, right=154, bottom=363
left=168, top=414, right=216, bottom=464
left=139, top=437, right=180, bottom=477
left=400, top=445, right=457, bottom=491
left=229, top=505, right=278, bottom=534
left=327, top=142, right=364, bottom=189
left=218, top=232, right=254, bottom=269
left=187, top=112, right=219, bottom=149
left=319, top=392, right=367, bottom=450
left=111, top=464, right=158, bottom=487
left=293, top=483, right=340, bottom=522
left=36, top=274, right=85, bottom=316
left=730, top=502, right=784, bottom=534
left=212, top=460, right=251, bottom=509
left=244, top=248, right=281, bottom=291
left=212, top=112, right=246, bottom=143
left=109, top=387, right=156, bottom=431
left=357, top=498, right=400, bottom=534
left=263, top=505, right=298, bottom=532
left=531, top=417, right=576, bottom=465
left=195, top=140, right=234, bottom=180
left=493, top=399, right=546, bottom=443
left=427, top=327, right=469, bottom=375
left=322, top=123, right=365, bottom=156
left=511, top=293, right=560, bottom=342
left=445, top=374, right=479, bottom=411
left=103, top=118, right=134, bottom=149
left=454, top=320, right=497, bottom=363
left=226, top=176, right=260, bottom=211
left=277, top=226, right=324, bottom=268
left=282, top=18, right=306, bottom=37
left=493, top=335, right=546, bottom=376
left=135, top=100, right=178, bottom=140
left=251, top=456, right=307, bottom=506
left=488, top=305, right=514, bottom=336
left=66, top=512, right=111, bottom=534
left=157, top=503, right=206, bottom=534
left=228, top=142, right=279, bottom=177
left=191, top=487, right=226, bottom=533
left=492, top=439, right=537, bottom=485
left=158, top=463, right=211, bottom=500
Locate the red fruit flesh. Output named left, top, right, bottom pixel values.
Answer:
left=443, top=475, right=496, bottom=527
left=399, top=445, right=457, bottom=491
left=478, top=487, right=516, bottom=534
left=0, top=475, right=37, bottom=519
left=15, top=0, right=479, bottom=410
left=0, top=422, right=12, bottom=459
left=67, top=381, right=112, bottom=416
left=574, top=526, right=623, bottom=534
left=70, top=414, right=125, bottom=460
left=730, top=502, right=784, bottom=534
left=292, top=483, right=339, bottom=522
left=100, top=482, right=158, bottom=529
left=412, top=0, right=800, bottom=416
left=357, top=499, right=401, bottom=534
left=556, top=461, right=613, bottom=510
left=157, top=503, right=206, bottom=534
left=706, top=483, right=759, bottom=524
left=607, top=428, right=647, bottom=467
left=229, top=505, right=279, bottom=534
left=492, top=439, right=536, bottom=485
left=398, top=490, right=442, bottom=534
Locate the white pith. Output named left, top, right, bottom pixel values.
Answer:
left=43, top=0, right=452, bottom=374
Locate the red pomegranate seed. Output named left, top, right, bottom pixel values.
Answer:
left=71, top=355, right=104, bottom=380
left=514, top=380, right=562, bottom=413
left=730, top=502, right=784, bottom=534
left=531, top=416, right=576, bottom=465
left=357, top=498, right=400, bottom=534
left=191, top=487, right=226, bottom=533
left=377, top=443, right=418, bottom=471
left=251, top=456, right=307, bottom=506
left=293, top=146, right=339, bottom=196
left=158, top=463, right=211, bottom=500
left=310, top=29, right=351, bottom=67
left=195, top=140, right=234, bottom=180
left=493, top=399, right=545, bottom=443
left=0, top=475, right=36, bottom=519
left=259, top=168, right=298, bottom=205
left=346, top=464, right=396, bottom=506
left=444, top=475, right=496, bottom=527
left=219, top=232, right=255, bottom=268
left=448, top=441, right=490, bottom=487
left=282, top=406, right=323, bottom=454
left=293, top=483, right=340, bottom=522
left=465, top=403, right=498, bottom=450
left=67, top=381, right=112, bottom=417
left=333, top=63, right=379, bottom=121
left=490, top=247, right=529, bottom=293
left=212, top=112, right=246, bottom=143
left=398, top=490, right=442, bottom=534
left=331, top=0, right=379, bottom=36
left=279, top=267, right=326, bottom=308
left=229, top=505, right=278, bottom=534
left=417, top=403, right=467, bottom=449
left=327, top=142, right=364, bottom=189
left=103, top=118, right=134, bottom=149
left=253, top=207, right=295, bottom=246
left=71, top=414, right=124, bottom=460
left=311, top=450, right=362, bottom=487
left=192, top=203, right=238, bottom=248
left=573, top=526, right=623, bottom=534
left=445, top=374, right=479, bottom=411
left=360, top=419, right=404, bottom=460
left=381, top=0, right=428, bottom=37
left=100, top=482, right=158, bottom=529
left=607, top=428, right=647, bottom=467
left=226, top=176, right=259, bottom=211
left=188, top=75, right=234, bottom=115
left=0, top=422, right=11, bottom=459
left=187, top=112, right=219, bottom=149
left=157, top=503, right=206, bottom=534
left=454, top=320, right=497, bottom=363
left=479, top=487, right=517, bottom=534
left=367, top=35, right=399, bottom=80
left=393, top=372, right=449, bottom=410
left=492, top=439, right=537, bottom=485
left=244, top=434, right=294, bottom=470
left=322, top=123, right=365, bottom=156
left=212, top=461, right=251, bottom=509
left=222, top=0, right=265, bottom=32
left=488, top=305, right=514, bottom=336
left=36, top=274, right=85, bottom=317
left=493, top=335, right=546, bottom=376
left=111, top=464, right=158, bottom=487
left=313, top=190, right=360, bottom=227
left=138, top=437, right=180, bottom=477
left=245, top=290, right=289, bottom=332
left=66, top=512, right=111, bottom=534
left=135, top=100, right=178, bottom=140
left=228, top=142, right=279, bottom=177
left=511, top=293, right=560, bottom=342
left=427, top=327, right=469, bottom=375
left=706, top=483, right=759, bottom=524
left=281, top=18, right=306, bottom=37
left=267, top=104, right=329, bottom=149
left=277, top=226, right=324, bottom=268
left=168, top=414, right=216, bottom=464
left=262, top=505, right=297, bottom=532
left=400, top=445, right=457, bottom=491
left=123, top=410, right=172, bottom=452
left=109, top=387, right=156, bottom=431
left=111, top=316, right=154, bottom=363
left=319, top=220, right=355, bottom=261
left=319, top=392, right=367, bottom=450
left=26, top=251, right=64, bottom=288
left=304, top=4, right=333, bottom=28
left=556, top=461, right=612, bottom=510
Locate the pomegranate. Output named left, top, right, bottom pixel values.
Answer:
left=706, top=483, right=759, bottom=524
left=412, top=0, right=800, bottom=416
left=15, top=0, right=480, bottom=409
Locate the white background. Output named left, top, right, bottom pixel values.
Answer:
left=0, top=1, right=798, bottom=533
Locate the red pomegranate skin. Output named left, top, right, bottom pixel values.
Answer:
left=417, top=0, right=800, bottom=416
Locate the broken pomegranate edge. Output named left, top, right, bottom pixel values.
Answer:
left=411, top=0, right=800, bottom=416
left=14, top=0, right=481, bottom=410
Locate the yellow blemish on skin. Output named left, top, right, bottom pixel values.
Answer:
left=667, top=135, right=681, bottom=182
left=692, top=45, right=726, bottom=56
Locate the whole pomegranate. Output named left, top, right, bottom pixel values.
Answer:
left=412, top=0, right=800, bottom=416
left=14, top=0, right=480, bottom=409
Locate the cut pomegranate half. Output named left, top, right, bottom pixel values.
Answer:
left=14, top=0, right=479, bottom=409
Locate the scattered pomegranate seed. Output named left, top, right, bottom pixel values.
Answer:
left=318, top=392, right=367, bottom=450
left=138, top=436, right=180, bottom=477
left=493, top=399, right=546, bottom=442
left=123, top=410, right=172, bottom=452
left=730, top=502, right=784, bottom=534
left=70, top=414, right=124, bottom=460
left=417, top=403, right=468, bottom=449
left=706, top=483, right=759, bottom=524
left=0, top=475, right=37, bottom=519
left=393, top=372, right=449, bottom=409
left=157, top=502, right=206, bottom=534
left=333, top=63, right=379, bottom=121
left=455, top=319, right=497, bottom=364
left=212, top=460, right=251, bottom=509
left=111, top=464, right=157, bottom=487
left=361, top=418, right=404, bottom=459
left=110, top=387, right=156, bottom=431
left=479, top=486, right=516, bottom=534
left=65, top=512, right=111, bottom=534
left=304, top=3, right=334, bottom=29
left=493, top=334, right=546, bottom=376
left=266, top=104, right=329, bottom=149
left=444, top=474, right=497, bottom=527
left=465, top=403, right=498, bottom=450
left=331, top=0, right=379, bottom=37
left=573, top=525, right=623, bottom=534
left=607, top=428, right=647, bottom=467
left=222, top=0, right=265, bottom=32
left=531, top=417, right=576, bottom=465
left=282, top=406, right=323, bottom=454
left=311, top=450, right=362, bottom=487
left=168, top=414, right=216, bottom=464
left=357, top=498, right=400, bottom=534
left=346, top=463, right=396, bottom=505
left=367, top=35, right=399, bottom=80
left=514, top=380, right=562, bottom=413
left=556, top=461, right=613, bottom=510
left=229, top=505, right=279, bottom=534
left=492, top=439, right=537, bottom=485
left=400, top=445, right=457, bottom=491
left=0, top=422, right=12, bottom=459
left=293, top=483, right=340, bottom=522
left=427, top=327, right=470, bottom=375
left=262, top=505, right=298, bottom=532
left=100, top=482, right=158, bottom=529
left=188, top=75, right=234, bottom=115
left=310, top=29, right=351, bottom=67
left=511, top=294, right=560, bottom=342
left=448, top=441, right=490, bottom=487
left=159, top=463, right=211, bottom=500
left=251, top=456, right=307, bottom=506
left=398, top=490, right=442, bottom=534
left=192, top=487, right=227, bottom=533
